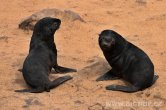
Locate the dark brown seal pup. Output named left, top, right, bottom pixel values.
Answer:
left=97, top=30, right=158, bottom=93
left=15, top=17, right=76, bottom=93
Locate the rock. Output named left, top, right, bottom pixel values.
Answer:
left=0, top=35, right=10, bottom=43
left=136, top=0, right=147, bottom=5
left=77, top=57, right=111, bottom=79
left=74, top=100, right=84, bottom=104
left=135, top=91, right=144, bottom=98
left=145, top=91, right=151, bottom=97
left=153, top=93, right=166, bottom=102
left=19, top=8, right=85, bottom=30
left=23, top=97, right=43, bottom=108
left=88, top=103, right=104, bottom=110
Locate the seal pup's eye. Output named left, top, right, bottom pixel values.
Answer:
left=52, top=22, right=58, bottom=27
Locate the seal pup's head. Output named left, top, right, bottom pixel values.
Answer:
left=98, top=30, right=117, bottom=51
left=99, top=30, right=127, bottom=54
left=33, top=17, right=61, bottom=40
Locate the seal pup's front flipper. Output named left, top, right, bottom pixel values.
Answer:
left=96, top=69, right=120, bottom=81
left=53, top=66, right=77, bottom=73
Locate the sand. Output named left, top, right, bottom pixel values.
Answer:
left=0, top=0, right=166, bottom=110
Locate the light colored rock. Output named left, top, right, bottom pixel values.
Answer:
left=19, top=8, right=85, bottom=30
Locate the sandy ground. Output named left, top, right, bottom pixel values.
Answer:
left=0, top=0, right=166, bottom=110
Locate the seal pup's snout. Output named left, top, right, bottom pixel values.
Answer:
left=99, top=35, right=115, bottom=50
left=51, top=18, right=61, bottom=30
left=101, top=40, right=110, bottom=49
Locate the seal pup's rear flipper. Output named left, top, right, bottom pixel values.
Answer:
left=15, top=88, right=45, bottom=93
left=15, top=76, right=72, bottom=93
left=49, top=75, right=73, bottom=89
left=106, top=85, right=140, bottom=93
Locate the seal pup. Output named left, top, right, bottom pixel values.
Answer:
left=15, top=17, right=76, bottom=93
left=97, top=30, right=158, bottom=93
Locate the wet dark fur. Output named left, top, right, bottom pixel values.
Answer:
left=97, top=30, right=158, bottom=93
left=15, top=17, right=76, bottom=93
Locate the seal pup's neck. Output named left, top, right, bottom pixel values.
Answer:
left=29, top=33, right=56, bottom=52
left=103, top=36, right=128, bottom=65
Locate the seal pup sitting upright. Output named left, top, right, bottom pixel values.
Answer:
left=96, top=30, right=158, bottom=93
left=15, top=17, right=76, bottom=93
